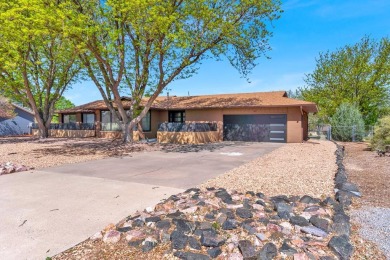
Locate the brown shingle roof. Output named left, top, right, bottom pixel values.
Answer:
left=58, top=91, right=317, bottom=113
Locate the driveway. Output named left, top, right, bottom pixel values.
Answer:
left=0, top=142, right=283, bottom=259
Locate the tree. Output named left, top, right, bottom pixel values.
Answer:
left=0, top=0, right=82, bottom=138
left=0, top=96, right=16, bottom=119
left=65, top=0, right=282, bottom=142
left=371, top=115, right=390, bottom=150
left=299, top=36, right=390, bottom=126
left=330, top=103, right=365, bottom=142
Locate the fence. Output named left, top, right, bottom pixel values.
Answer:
left=31, top=123, right=95, bottom=130
left=308, top=124, right=374, bottom=142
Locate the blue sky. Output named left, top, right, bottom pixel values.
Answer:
left=65, top=0, right=390, bottom=105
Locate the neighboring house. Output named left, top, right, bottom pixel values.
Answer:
left=0, top=104, right=35, bottom=136
left=55, top=91, right=317, bottom=143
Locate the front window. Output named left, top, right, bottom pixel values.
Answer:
left=101, top=110, right=120, bottom=131
left=140, top=111, right=151, bottom=132
left=63, top=114, right=76, bottom=123
left=169, top=111, right=185, bottom=123
left=83, top=113, right=95, bottom=124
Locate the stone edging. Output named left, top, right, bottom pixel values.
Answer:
left=329, top=143, right=361, bottom=259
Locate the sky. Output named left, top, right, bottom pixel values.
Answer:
left=65, top=0, right=390, bottom=105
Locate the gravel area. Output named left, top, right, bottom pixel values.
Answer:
left=200, top=140, right=337, bottom=198
left=0, top=137, right=159, bottom=170
left=351, top=207, right=390, bottom=259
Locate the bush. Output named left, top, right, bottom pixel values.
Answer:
left=371, top=115, right=390, bottom=150
left=330, top=103, right=365, bottom=141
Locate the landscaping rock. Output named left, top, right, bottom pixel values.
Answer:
left=258, top=242, right=277, bottom=260
left=299, top=195, right=315, bottom=204
left=279, top=240, right=297, bottom=256
left=335, top=182, right=359, bottom=193
left=145, top=216, right=161, bottom=223
left=275, top=202, right=292, bottom=220
left=200, top=230, right=225, bottom=247
left=173, top=219, right=195, bottom=234
left=102, top=230, right=121, bottom=244
left=142, top=237, right=157, bottom=252
left=207, top=247, right=222, bottom=258
left=156, top=220, right=171, bottom=230
left=222, top=219, right=238, bottom=230
left=236, top=208, right=253, bottom=219
left=170, top=231, right=188, bottom=249
left=300, top=226, right=328, bottom=237
left=125, top=229, right=146, bottom=241
left=238, top=240, right=257, bottom=260
left=188, top=236, right=201, bottom=250
left=215, top=189, right=233, bottom=204
left=310, top=216, right=329, bottom=232
left=328, top=235, right=353, bottom=260
left=289, top=216, right=309, bottom=226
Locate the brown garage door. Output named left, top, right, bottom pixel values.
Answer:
left=223, top=114, right=287, bottom=143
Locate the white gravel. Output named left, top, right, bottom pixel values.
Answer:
left=351, top=206, right=390, bottom=259
left=200, top=140, right=337, bottom=197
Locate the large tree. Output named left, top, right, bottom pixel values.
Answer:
left=0, top=0, right=82, bottom=138
left=300, top=36, right=390, bottom=126
left=65, top=0, right=282, bottom=142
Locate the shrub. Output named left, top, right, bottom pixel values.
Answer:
left=371, top=115, right=390, bottom=150
left=330, top=103, right=365, bottom=141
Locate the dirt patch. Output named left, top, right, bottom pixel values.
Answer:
left=342, top=142, right=390, bottom=208
left=200, top=140, right=337, bottom=198
left=0, top=137, right=160, bottom=169
left=341, top=142, right=390, bottom=259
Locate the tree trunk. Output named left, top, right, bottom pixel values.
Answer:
left=38, top=122, right=49, bottom=138
left=122, top=121, right=133, bottom=143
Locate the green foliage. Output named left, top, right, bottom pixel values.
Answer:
left=0, top=96, right=16, bottom=119
left=330, top=103, right=365, bottom=142
left=371, top=115, right=390, bottom=150
left=300, top=36, right=390, bottom=125
left=212, top=222, right=220, bottom=230
left=52, top=97, right=75, bottom=123
left=0, top=0, right=82, bottom=137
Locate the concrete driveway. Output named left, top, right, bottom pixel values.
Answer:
left=0, top=142, right=283, bottom=259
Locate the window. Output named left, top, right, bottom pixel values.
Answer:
left=101, top=110, right=121, bottom=131
left=140, top=111, right=151, bottom=132
left=169, top=111, right=185, bottom=123
left=83, top=113, right=95, bottom=124
left=63, top=114, right=76, bottom=123
left=101, top=111, right=111, bottom=124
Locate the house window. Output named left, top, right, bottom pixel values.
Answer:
left=101, top=110, right=121, bottom=131
left=63, top=114, right=76, bottom=123
left=82, top=113, right=95, bottom=124
left=140, top=111, right=151, bottom=132
left=169, top=111, right=185, bottom=123
left=101, top=111, right=112, bottom=124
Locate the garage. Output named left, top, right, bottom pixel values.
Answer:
left=223, top=114, right=287, bottom=142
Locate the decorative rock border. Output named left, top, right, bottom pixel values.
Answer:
left=329, top=143, right=361, bottom=259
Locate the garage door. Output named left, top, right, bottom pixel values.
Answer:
left=223, top=114, right=287, bottom=143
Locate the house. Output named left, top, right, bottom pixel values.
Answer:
left=0, top=104, right=35, bottom=136
left=53, top=91, right=317, bottom=143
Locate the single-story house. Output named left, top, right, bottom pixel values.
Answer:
left=0, top=103, right=35, bottom=136
left=53, top=91, right=317, bottom=143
